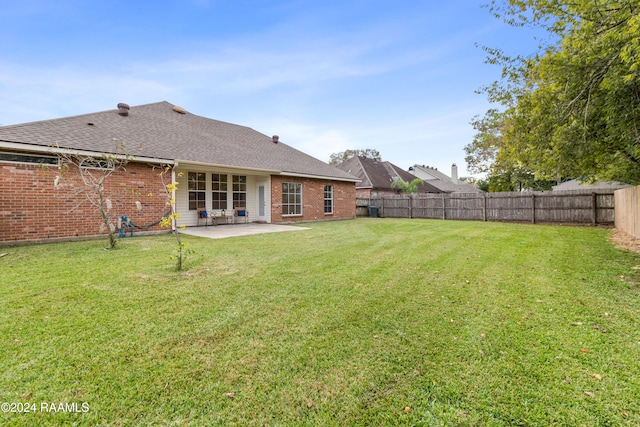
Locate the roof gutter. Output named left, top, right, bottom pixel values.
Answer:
left=0, top=140, right=175, bottom=165
left=174, top=159, right=279, bottom=174
left=175, top=160, right=360, bottom=182
left=279, top=171, right=361, bottom=183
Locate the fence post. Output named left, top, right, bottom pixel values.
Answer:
left=592, top=192, right=597, bottom=226
left=483, top=193, right=487, bottom=221
left=531, top=193, right=536, bottom=224
left=442, top=193, right=446, bottom=220
left=409, top=195, right=413, bottom=219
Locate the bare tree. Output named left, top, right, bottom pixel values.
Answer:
left=52, top=139, right=133, bottom=249
left=329, top=149, right=382, bottom=166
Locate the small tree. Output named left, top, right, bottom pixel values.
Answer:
left=390, top=177, right=424, bottom=195
left=52, top=139, right=133, bottom=249
left=157, top=165, right=187, bottom=270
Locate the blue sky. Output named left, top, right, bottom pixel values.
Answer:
left=1, top=0, right=543, bottom=178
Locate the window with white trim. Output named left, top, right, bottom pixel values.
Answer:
left=324, top=185, right=333, bottom=214
left=232, top=175, right=247, bottom=208
left=282, top=182, right=302, bottom=215
left=212, top=173, right=228, bottom=209
left=79, top=157, right=115, bottom=170
left=188, top=172, right=206, bottom=210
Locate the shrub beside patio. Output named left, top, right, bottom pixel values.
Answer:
left=1, top=218, right=639, bottom=425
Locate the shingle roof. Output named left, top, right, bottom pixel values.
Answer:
left=551, top=179, right=632, bottom=191
left=336, top=156, right=442, bottom=193
left=0, top=101, right=357, bottom=181
left=410, top=164, right=482, bottom=193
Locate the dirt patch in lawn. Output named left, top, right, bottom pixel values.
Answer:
left=610, top=228, right=640, bottom=253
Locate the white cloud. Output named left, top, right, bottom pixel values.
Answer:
left=0, top=62, right=180, bottom=124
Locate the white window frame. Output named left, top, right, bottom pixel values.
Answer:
left=79, top=157, right=115, bottom=170
left=232, top=175, right=247, bottom=208
left=188, top=172, right=207, bottom=211
left=282, top=182, right=302, bottom=216
left=324, top=185, right=334, bottom=214
left=211, top=173, right=228, bottom=210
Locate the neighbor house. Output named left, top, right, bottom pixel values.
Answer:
left=409, top=164, right=483, bottom=193
left=0, top=101, right=358, bottom=245
left=551, top=179, right=632, bottom=191
left=335, top=156, right=442, bottom=197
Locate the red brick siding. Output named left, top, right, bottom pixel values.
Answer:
left=0, top=160, right=169, bottom=244
left=356, top=188, right=371, bottom=197
left=356, top=188, right=401, bottom=197
left=270, top=175, right=355, bottom=223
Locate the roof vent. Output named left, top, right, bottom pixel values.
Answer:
left=117, top=103, right=130, bottom=116
left=173, top=106, right=187, bottom=114
left=272, top=135, right=279, bottom=143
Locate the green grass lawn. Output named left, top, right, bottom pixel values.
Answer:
left=1, top=218, right=639, bottom=426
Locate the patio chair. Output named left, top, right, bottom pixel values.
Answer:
left=197, top=208, right=210, bottom=227
left=235, top=208, right=249, bottom=224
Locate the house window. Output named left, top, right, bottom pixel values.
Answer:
left=232, top=175, right=247, bottom=208
left=212, top=173, right=228, bottom=209
left=79, top=157, right=115, bottom=170
left=324, top=185, right=333, bottom=214
left=0, top=152, right=58, bottom=165
left=282, top=182, right=302, bottom=216
left=188, top=172, right=206, bottom=210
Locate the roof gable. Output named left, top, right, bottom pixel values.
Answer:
left=336, top=156, right=442, bottom=193
left=411, top=164, right=483, bottom=193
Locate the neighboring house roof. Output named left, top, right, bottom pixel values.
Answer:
left=409, top=164, right=483, bottom=193
left=0, top=101, right=357, bottom=182
left=552, top=179, right=632, bottom=191
left=336, top=156, right=442, bottom=193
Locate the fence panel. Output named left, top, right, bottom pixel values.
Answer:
left=486, top=192, right=532, bottom=222
left=615, top=186, right=640, bottom=237
left=357, top=190, right=615, bottom=225
left=412, top=195, right=445, bottom=219
left=445, top=194, right=484, bottom=221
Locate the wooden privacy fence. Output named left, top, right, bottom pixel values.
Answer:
left=614, top=185, right=640, bottom=238
left=357, top=190, right=615, bottom=225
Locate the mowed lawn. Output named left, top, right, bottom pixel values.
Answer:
left=1, top=218, right=639, bottom=426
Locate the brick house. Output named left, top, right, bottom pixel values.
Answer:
left=0, top=102, right=358, bottom=245
left=409, top=164, right=483, bottom=193
left=335, top=156, right=442, bottom=197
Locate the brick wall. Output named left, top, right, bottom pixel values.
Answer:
left=0, top=160, right=169, bottom=245
left=356, top=188, right=402, bottom=197
left=270, top=175, right=356, bottom=223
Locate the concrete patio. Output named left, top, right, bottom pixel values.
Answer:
left=179, top=223, right=310, bottom=239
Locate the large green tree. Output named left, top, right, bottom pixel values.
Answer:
left=470, top=0, right=640, bottom=184
left=465, top=109, right=556, bottom=191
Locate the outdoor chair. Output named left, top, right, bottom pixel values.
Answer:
left=197, top=208, right=211, bottom=227
left=234, top=208, right=249, bottom=224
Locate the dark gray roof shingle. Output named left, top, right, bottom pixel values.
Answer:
left=0, top=101, right=357, bottom=181
left=336, top=156, right=442, bottom=193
